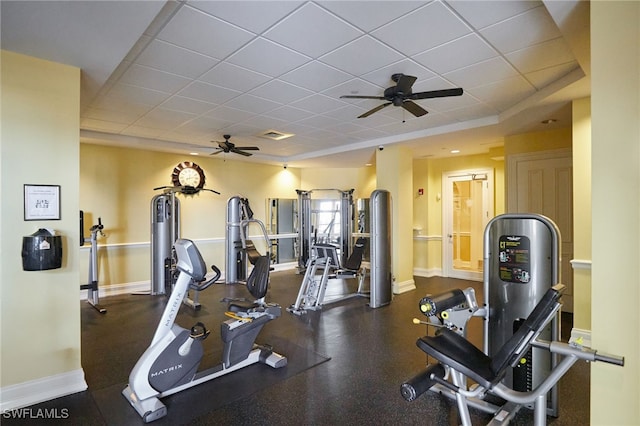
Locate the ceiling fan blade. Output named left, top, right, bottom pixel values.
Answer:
left=410, top=88, right=463, bottom=100
left=401, top=100, right=428, bottom=117
left=210, top=149, right=223, bottom=156
left=396, top=74, right=417, bottom=94
left=358, top=102, right=391, bottom=118
left=232, top=149, right=253, bottom=157
left=340, top=95, right=386, bottom=100
left=234, top=146, right=259, bottom=151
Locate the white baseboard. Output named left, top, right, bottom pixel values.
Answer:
left=394, top=278, right=416, bottom=294
left=413, top=267, right=443, bottom=278
left=80, top=263, right=301, bottom=300
left=569, top=328, right=592, bottom=348
left=0, top=369, right=87, bottom=412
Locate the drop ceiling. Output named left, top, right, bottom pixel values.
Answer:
left=1, top=0, right=589, bottom=167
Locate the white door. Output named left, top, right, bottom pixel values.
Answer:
left=443, top=169, right=494, bottom=281
left=507, top=148, right=574, bottom=312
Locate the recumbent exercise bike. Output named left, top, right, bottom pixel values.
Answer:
left=122, top=238, right=286, bottom=423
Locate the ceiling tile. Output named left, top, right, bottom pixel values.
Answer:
left=178, top=115, right=233, bottom=134
left=108, top=83, right=171, bottom=106
left=134, top=39, right=219, bottom=78
left=178, top=81, right=241, bottom=104
left=466, top=76, right=536, bottom=111
left=444, top=57, right=519, bottom=89
left=224, top=93, right=283, bottom=114
left=199, top=62, right=271, bottom=92
left=445, top=0, right=541, bottom=29
left=119, top=64, right=191, bottom=93
left=280, top=60, right=353, bottom=92
left=227, top=37, right=311, bottom=77
left=525, top=62, right=580, bottom=90
left=420, top=93, right=479, bottom=113
left=290, top=93, right=348, bottom=115
left=318, top=1, right=423, bottom=32
left=294, top=114, right=341, bottom=129
left=134, top=108, right=198, bottom=130
left=264, top=2, right=362, bottom=58
left=480, top=5, right=561, bottom=54
left=160, top=96, right=218, bottom=115
left=249, top=79, right=315, bottom=104
left=319, top=35, right=404, bottom=76
left=371, top=2, right=471, bottom=56
left=506, top=37, right=576, bottom=74
left=187, top=1, right=303, bottom=34
left=157, top=5, right=255, bottom=59
left=205, top=105, right=256, bottom=123
left=322, top=78, right=382, bottom=100
left=262, top=105, right=314, bottom=123
left=84, top=107, right=142, bottom=125
left=413, top=34, right=498, bottom=74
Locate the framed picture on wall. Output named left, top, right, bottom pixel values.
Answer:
left=24, top=184, right=61, bottom=220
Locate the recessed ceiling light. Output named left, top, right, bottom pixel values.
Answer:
left=190, top=152, right=199, bottom=156
left=451, top=149, right=460, bottom=154
left=541, top=119, right=557, bottom=124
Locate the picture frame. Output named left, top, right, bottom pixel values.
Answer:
left=24, top=184, right=61, bottom=220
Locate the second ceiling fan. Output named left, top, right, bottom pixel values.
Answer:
left=210, top=134, right=259, bottom=157
left=340, top=73, right=463, bottom=118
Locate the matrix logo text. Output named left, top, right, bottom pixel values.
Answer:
left=2, top=408, right=70, bottom=419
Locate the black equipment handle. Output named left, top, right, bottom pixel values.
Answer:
left=190, top=264, right=222, bottom=291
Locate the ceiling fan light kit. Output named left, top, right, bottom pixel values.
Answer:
left=340, top=73, right=463, bottom=119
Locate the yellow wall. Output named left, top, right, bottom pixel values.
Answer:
left=1, top=51, right=83, bottom=387
left=503, top=127, right=572, bottom=156
left=300, top=166, right=375, bottom=200
left=571, top=97, right=591, bottom=333
left=79, top=144, right=379, bottom=288
left=80, top=143, right=304, bottom=286
left=590, top=2, right=639, bottom=423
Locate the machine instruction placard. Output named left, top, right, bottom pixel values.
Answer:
left=498, top=235, right=531, bottom=283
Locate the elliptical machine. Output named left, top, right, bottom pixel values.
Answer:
left=122, top=239, right=287, bottom=423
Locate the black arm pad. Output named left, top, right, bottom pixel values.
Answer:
left=419, top=289, right=466, bottom=316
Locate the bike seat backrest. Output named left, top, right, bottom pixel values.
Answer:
left=343, top=237, right=367, bottom=271
left=489, top=283, right=565, bottom=378
left=246, top=255, right=270, bottom=299
left=174, top=239, right=207, bottom=282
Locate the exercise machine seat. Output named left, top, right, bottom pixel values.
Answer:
left=341, top=237, right=367, bottom=272
left=417, top=284, right=565, bottom=390
left=228, top=255, right=271, bottom=312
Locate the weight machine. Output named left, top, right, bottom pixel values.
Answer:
left=225, top=196, right=270, bottom=284
left=150, top=185, right=219, bottom=309
left=402, top=214, right=625, bottom=425
left=288, top=189, right=393, bottom=314
left=296, top=188, right=354, bottom=272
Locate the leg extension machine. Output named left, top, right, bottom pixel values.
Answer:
left=401, top=284, right=624, bottom=425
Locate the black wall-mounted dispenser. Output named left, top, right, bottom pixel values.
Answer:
left=22, top=228, right=63, bottom=271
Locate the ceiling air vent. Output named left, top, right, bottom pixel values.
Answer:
left=258, top=129, right=294, bottom=141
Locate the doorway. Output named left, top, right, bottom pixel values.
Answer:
left=443, top=169, right=494, bottom=281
